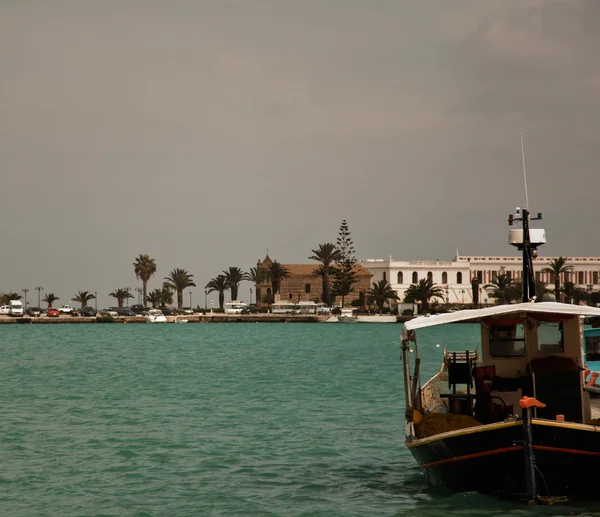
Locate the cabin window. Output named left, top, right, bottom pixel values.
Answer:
left=538, top=323, right=564, bottom=354
left=397, top=272, right=403, bottom=284
left=412, top=271, right=418, bottom=283
left=586, top=334, right=600, bottom=362
left=489, top=324, right=526, bottom=357
left=457, top=272, right=462, bottom=284
left=427, top=271, right=433, bottom=282
left=305, top=284, right=310, bottom=293
left=442, top=272, right=448, bottom=284
left=383, top=272, right=387, bottom=282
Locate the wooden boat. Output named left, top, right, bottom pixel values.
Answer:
left=401, top=207, right=600, bottom=503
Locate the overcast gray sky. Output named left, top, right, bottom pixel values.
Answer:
left=1, top=0, right=599, bottom=307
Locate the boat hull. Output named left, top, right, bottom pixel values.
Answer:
left=408, top=419, right=600, bottom=498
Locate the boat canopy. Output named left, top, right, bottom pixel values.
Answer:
left=402, top=302, right=600, bottom=338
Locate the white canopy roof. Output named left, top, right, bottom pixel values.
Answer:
left=403, top=302, right=600, bottom=333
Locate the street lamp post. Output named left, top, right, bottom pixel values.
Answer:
left=189, top=291, right=192, bottom=309
left=35, top=286, right=43, bottom=308
left=125, top=287, right=131, bottom=307
left=250, top=288, right=253, bottom=305
left=94, top=291, right=97, bottom=313
left=205, top=289, right=208, bottom=311
left=136, top=287, right=143, bottom=305
left=22, top=288, right=29, bottom=309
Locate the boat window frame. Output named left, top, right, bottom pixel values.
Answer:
left=489, top=323, right=527, bottom=358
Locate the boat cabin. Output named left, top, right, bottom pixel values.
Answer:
left=402, top=303, right=600, bottom=439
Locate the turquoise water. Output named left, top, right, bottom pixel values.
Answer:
left=2, top=323, right=600, bottom=516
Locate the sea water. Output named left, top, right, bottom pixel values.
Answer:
left=1, top=323, right=599, bottom=516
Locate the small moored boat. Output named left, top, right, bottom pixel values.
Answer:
left=144, top=309, right=167, bottom=323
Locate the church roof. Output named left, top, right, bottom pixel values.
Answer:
left=281, top=263, right=372, bottom=277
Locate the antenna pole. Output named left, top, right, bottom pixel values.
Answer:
left=521, top=133, right=530, bottom=209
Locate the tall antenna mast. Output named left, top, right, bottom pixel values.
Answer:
left=521, top=133, right=530, bottom=209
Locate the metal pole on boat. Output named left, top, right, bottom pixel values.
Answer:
left=519, top=396, right=546, bottom=503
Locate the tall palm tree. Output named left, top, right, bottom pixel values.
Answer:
left=403, top=278, right=445, bottom=313
left=205, top=275, right=229, bottom=309
left=71, top=290, right=96, bottom=308
left=560, top=282, right=587, bottom=305
left=109, top=288, right=134, bottom=309
left=264, top=261, right=291, bottom=297
left=484, top=274, right=514, bottom=305
left=509, top=280, right=548, bottom=303
left=223, top=267, right=248, bottom=301
left=42, top=293, right=59, bottom=308
left=0, top=292, right=22, bottom=305
left=368, top=280, right=400, bottom=313
left=133, top=254, right=157, bottom=307
left=309, top=243, right=342, bottom=306
left=541, top=257, right=574, bottom=303
left=247, top=266, right=266, bottom=305
left=163, top=268, right=196, bottom=311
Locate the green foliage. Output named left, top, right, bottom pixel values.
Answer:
left=309, top=243, right=342, bottom=306
left=541, top=256, right=573, bottom=303
left=109, top=288, right=134, bottom=309
left=331, top=220, right=358, bottom=306
left=146, top=287, right=173, bottom=308
left=205, top=275, right=229, bottom=309
left=483, top=274, right=514, bottom=305
left=223, top=267, right=248, bottom=301
left=368, top=279, right=400, bottom=313
left=42, top=293, right=59, bottom=308
left=404, top=278, right=445, bottom=313
left=164, top=268, right=196, bottom=310
left=264, top=261, right=291, bottom=296
left=0, top=292, right=22, bottom=305
left=71, top=290, right=95, bottom=308
left=133, top=254, right=157, bottom=307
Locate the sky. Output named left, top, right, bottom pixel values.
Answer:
left=1, top=0, right=600, bottom=308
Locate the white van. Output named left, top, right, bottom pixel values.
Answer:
left=9, top=300, right=24, bottom=317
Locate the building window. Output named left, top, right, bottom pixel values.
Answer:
left=289, top=292, right=293, bottom=299
left=427, top=271, right=433, bottom=282
left=412, top=271, right=418, bottom=283
left=476, top=271, right=483, bottom=283
left=506, top=271, right=512, bottom=281
left=457, top=272, right=463, bottom=284
left=594, top=271, right=599, bottom=285
left=383, top=272, right=387, bottom=282
left=535, top=271, right=540, bottom=281
left=579, top=271, right=584, bottom=284
left=267, top=288, right=272, bottom=295
left=442, top=272, right=448, bottom=284
left=493, top=271, right=498, bottom=282
left=305, top=284, right=311, bottom=294
left=397, top=272, right=403, bottom=284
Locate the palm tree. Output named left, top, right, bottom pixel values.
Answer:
left=542, top=257, right=574, bottom=303
left=205, top=275, right=229, bottom=309
left=247, top=266, right=267, bottom=305
left=71, top=290, right=96, bottom=308
left=133, top=254, right=157, bottom=307
left=223, top=267, right=248, bottom=301
left=42, top=293, right=59, bottom=308
left=509, top=280, right=548, bottom=303
left=163, top=268, right=196, bottom=310
left=146, top=286, right=173, bottom=308
left=0, top=292, right=22, bottom=305
left=309, top=243, right=342, bottom=306
left=368, top=280, right=400, bottom=313
left=484, top=274, right=514, bottom=305
left=560, top=282, right=587, bottom=304
left=264, top=261, right=291, bottom=297
left=403, top=278, right=445, bottom=313
left=109, top=288, right=134, bottom=309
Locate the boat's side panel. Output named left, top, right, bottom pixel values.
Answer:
left=408, top=421, right=600, bottom=497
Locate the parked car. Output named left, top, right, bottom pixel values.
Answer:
left=101, top=309, right=118, bottom=317
left=58, top=305, right=74, bottom=314
left=0, top=305, right=10, bottom=315
left=47, top=308, right=60, bottom=317
left=130, top=304, right=146, bottom=314
left=179, top=307, right=194, bottom=315
left=80, top=306, right=96, bottom=317
left=27, top=307, right=42, bottom=317
left=117, top=308, right=135, bottom=317
left=241, top=305, right=259, bottom=314
left=159, top=307, right=177, bottom=316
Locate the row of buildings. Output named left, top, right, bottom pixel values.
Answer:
left=253, top=253, right=600, bottom=308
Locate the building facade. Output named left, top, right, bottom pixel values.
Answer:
left=359, top=253, right=600, bottom=305
left=255, top=255, right=373, bottom=308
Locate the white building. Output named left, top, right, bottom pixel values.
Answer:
left=359, top=253, right=600, bottom=305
